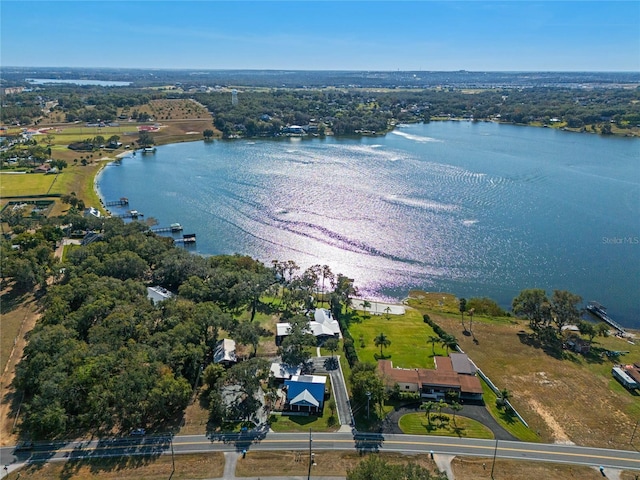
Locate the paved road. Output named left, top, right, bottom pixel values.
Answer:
left=1, top=432, right=639, bottom=475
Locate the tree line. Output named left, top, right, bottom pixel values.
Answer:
left=3, top=84, right=638, bottom=136
left=2, top=209, right=363, bottom=437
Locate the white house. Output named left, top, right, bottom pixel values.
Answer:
left=147, top=286, right=174, bottom=305
left=269, top=362, right=302, bottom=382
left=214, top=339, right=237, bottom=366
left=276, top=308, right=342, bottom=345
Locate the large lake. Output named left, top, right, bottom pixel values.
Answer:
left=97, top=122, right=640, bottom=328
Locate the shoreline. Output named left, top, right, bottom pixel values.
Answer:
left=94, top=151, right=136, bottom=215
left=91, top=129, right=638, bottom=329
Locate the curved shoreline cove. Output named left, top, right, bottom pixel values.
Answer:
left=97, top=122, right=640, bottom=328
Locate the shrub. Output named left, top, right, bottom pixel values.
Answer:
left=343, top=337, right=359, bottom=367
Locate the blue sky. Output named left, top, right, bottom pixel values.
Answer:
left=1, top=1, right=638, bottom=71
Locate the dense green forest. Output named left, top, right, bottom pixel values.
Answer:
left=1, top=212, right=359, bottom=438
left=2, top=83, right=639, bottom=137
left=194, top=87, right=640, bottom=137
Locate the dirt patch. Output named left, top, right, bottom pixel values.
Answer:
left=451, top=457, right=626, bottom=480
left=526, top=398, right=573, bottom=444
left=235, top=451, right=441, bottom=477
left=8, top=452, right=224, bottom=480
left=177, top=388, right=210, bottom=436
left=0, top=288, right=40, bottom=445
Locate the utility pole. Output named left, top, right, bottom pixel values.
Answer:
left=631, top=419, right=639, bottom=444
left=170, top=434, right=175, bottom=475
left=307, top=428, right=312, bottom=480
left=366, top=391, right=371, bottom=419
left=491, top=439, right=498, bottom=479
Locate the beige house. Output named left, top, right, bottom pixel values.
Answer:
left=378, top=353, right=483, bottom=401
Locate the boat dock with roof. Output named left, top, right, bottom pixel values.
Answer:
left=586, top=301, right=626, bottom=334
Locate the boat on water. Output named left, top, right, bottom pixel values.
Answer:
left=141, top=147, right=156, bottom=154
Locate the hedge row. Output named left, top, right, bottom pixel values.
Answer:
left=338, top=316, right=359, bottom=367
left=423, top=314, right=448, bottom=339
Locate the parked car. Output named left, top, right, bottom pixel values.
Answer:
left=130, top=428, right=146, bottom=436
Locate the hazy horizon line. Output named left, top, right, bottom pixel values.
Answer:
left=5, top=66, right=640, bottom=74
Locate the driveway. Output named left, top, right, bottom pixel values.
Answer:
left=310, top=356, right=353, bottom=427
left=381, top=402, right=517, bottom=441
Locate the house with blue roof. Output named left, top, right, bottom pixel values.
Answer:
left=284, top=375, right=327, bottom=414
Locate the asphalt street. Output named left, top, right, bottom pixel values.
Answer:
left=2, top=431, right=639, bottom=475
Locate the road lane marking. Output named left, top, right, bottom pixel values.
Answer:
left=46, top=438, right=640, bottom=466
left=21, top=437, right=640, bottom=470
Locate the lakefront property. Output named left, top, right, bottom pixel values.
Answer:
left=1, top=65, right=640, bottom=479
left=378, top=353, right=484, bottom=402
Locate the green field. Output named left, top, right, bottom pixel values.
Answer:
left=398, top=412, right=495, bottom=439
left=0, top=163, right=104, bottom=215
left=348, top=307, right=447, bottom=368
left=0, top=172, right=59, bottom=197
left=36, top=125, right=142, bottom=146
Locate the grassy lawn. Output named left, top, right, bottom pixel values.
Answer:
left=269, top=410, right=339, bottom=433
left=0, top=163, right=104, bottom=217
left=270, top=381, right=339, bottom=433
left=7, top=453, right=224, bottom=480
left=0, top=173, right=58, bottom=197
left=407, top=292, right=640, bottom=449
left=348, top=307, right=447, bottom=368
left=398, top=412, right=494, bottom=439
left=479, top=379, right=539, bottom=442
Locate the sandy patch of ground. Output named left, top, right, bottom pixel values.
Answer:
left=0, top=292, right=40, bottom=445
left=525, top=398, right=573, bottom=444
left=185, top=131, right=200, bottom=134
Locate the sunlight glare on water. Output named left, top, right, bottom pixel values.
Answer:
left=98, top=122, right=640, bottom=327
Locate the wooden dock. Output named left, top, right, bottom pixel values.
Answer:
left=586, top=302, right=626, bottom=334
left=152, top=223, right=183, bottom=233
left=115, top=210, right=143, bottom=219
left=105, top=197, right=129, bottom=207
left=174, top=233, right=196, bottom=244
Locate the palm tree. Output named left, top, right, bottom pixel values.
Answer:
left=450, top=401, right=463, bottom=427
left=441, top=334, right=457, bottom=354
left=421, top=401, right=436, bottom=426
left=374, top=332, right=391, bottom=358
left=500, top=388, right=510, bottom=402
left=384, top=306, right=391, bottom=320
left=459, top=298, right=467, bottom=330
left=362, top=300, right=372, bottom=317
left=324, top=337, right=339, bottom=358
left=497, top=388, right=511, bottom=410
left=321, top=265, right=334, bottom=306
left=435, top=399, right=447, bottom=427
left=427, top=335, right=440, bottom=356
